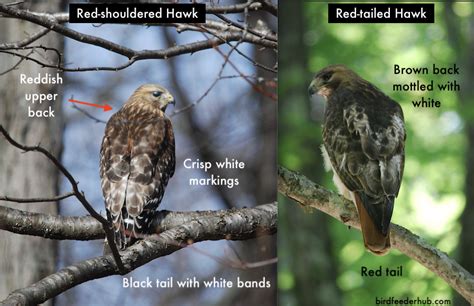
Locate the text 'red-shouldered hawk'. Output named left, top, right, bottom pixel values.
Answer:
left=308, top=65, right=406, bottom=255
left=100, top=84, right=176, bottom=250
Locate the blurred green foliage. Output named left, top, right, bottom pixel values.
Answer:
left=279, top=2, right=472, bottom=305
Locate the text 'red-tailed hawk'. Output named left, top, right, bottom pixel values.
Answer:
left=100, top=84, right=176, bottom=250
left=308, top=65, right=405, bottom=255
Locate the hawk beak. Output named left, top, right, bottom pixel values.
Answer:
left=308, top=79, right=317, bottom=96
left=166, top=93, right=175, bottom=106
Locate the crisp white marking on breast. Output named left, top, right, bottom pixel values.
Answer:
left=321, top=145, right=352, bottom=201
left=379, top=160, right=385, bottom=180
left=321, top=145, right=332, bottom=172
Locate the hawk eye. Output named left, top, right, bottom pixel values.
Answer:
left=322, top=73, right=332, bottom=82
left=152, top=91, right=162, bottom=97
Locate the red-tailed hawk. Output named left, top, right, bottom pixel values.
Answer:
left=308, top=65, right=405, bottom=255
left=100, top=84, right=176, bottom=250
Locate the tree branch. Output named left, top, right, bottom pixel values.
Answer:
left=0, top=27, right=50, bottom=49
left=0, top=203, right=277, bottom=305
left=207, top=1, right=275, bottom=15
left=0, top=203, right=276, bottom=241
left=0, top=191, right=75, bottom=203
left=0, top=205, right=103, bottom=240
left=277, top=165, right=474, bottom=304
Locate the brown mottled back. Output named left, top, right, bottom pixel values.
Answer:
left=309, top=65, right=406, bottom=255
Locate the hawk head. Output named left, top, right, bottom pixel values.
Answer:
left=308, top=64, right=360, bottom=100
left=131, top=84, right=175, bottom=112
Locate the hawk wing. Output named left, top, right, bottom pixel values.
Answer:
left=100, top=112, right=175, bottom=247
left=323, top=92, right=405, bottom=236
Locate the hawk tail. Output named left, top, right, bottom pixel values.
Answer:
left=104, top=206, right=158, bottom=254
left=103, top=229, right=137, bottom=254
left=354, top=193, right=391, bottom=256
left=104, top=208, right=140, bottom=253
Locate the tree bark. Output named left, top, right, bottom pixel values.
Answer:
left=0, top=1, right=64, bottom=304
left=226, top=7, right=278, bottom=306
left=278, top=1, right=342, bottom=305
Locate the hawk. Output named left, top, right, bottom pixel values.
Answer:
left=308, top=65, right=405, bottom=255
left=100, top=84, right=176, bottom=250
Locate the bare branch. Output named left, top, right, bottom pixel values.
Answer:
left=206, top=1, right=269, bottom=14
left=0, top=49, right=138, bottom=72
left=278, top=165, right=474, bottom=304
left=0, top=205, right=103, bottom=240
left=0, top=191, right=75, bottom=203
left=4, top=1, right=24, bottom=7
left=70, top=104, right=107, bottom=124
left=214, top=13, right=277, bottom=42
left=169, top=36, right=239, bottom=116
left=0, top=28, right=49, bottom=49
left=208, top=34, right=277, bottom=101
left=0, top=125, right=125, bottom=273
left=0, top=4, right=276, bottom=54
left=0, top=203, right=276, bottom=241
left=0, top=49, right=33, bottom=75
left=195, top=23, right=277, bottom=74
left=0, top=203, right=277, bottom=305
left=0, top=2, right=277, bottom=72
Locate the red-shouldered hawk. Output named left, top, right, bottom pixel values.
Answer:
left=100, top=84, right=176, bottom=250
left=309, top=65, right=406, bottom=255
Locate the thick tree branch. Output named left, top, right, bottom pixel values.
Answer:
left=0, top=203, right=276, bottom=241
left=0, top=203, right=277, bottom=306
left=277, top=166, right=474, bottom=304
left=0, top=205, right=103, bottom=240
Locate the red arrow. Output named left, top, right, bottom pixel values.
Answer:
left=68, top=98, right=112, bottom=112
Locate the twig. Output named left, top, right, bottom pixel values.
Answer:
left=214, top=13, right=277, bottom=42
left=4, top=1, right=23, bottom=7
left=206, top=32, right=277, bottom=101
left=206, top=1, right=267, bottom=14
left=0, top=125, right=125, bottom=273
left=0, top=49, right=33, bottom=75
left=0, top=191, right=75, bottom=203
left=0, top=28, right=50, bottom=49
left=71, top=104, right=107, bottom=124
left=170, top=40, right=238, bottom=116
left=195, top=22, right=277, bottom=74
left=278, top=165, right=474, bottom=304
